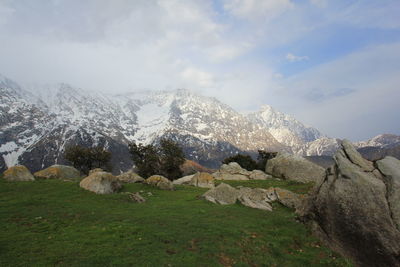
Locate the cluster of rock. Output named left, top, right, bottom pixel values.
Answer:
left=2, top=164, right=82, bottom=181
left=300, top=140, right=400, bottom=267
left=173, top=172, right=215, bottom=188
left=34, top=165, right=81, bottom=180
left=202, top=182, right=304, bottom=212
left=212, top=162, right=272, bottom=180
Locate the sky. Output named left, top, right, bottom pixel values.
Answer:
left=0, top=0, right=399, bottom=141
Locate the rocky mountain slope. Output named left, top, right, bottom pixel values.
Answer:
left=1, top=73, right=399, bottom=173
left=0, top=75, right=286, bottom=173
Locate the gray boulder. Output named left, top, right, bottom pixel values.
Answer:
left=212, top=162, right=250, bottom=181
left=80, top=171, right=122, bottom=194
left=202, top=183, right=239, bottom=205
left=301, top=140, right=400, bottom=267
left=265, top=152, right=325, bottom=184
left=238, top=187, right=272, bottom=211
left=3, top=165, right=35, bottom=181
left=173, top=174, right=194, bottom=185
left=145, top=175, right=174, bottom=190
left=212, top=162, right=271, bottom=181
left=273, top=187, right=304, bottom=211
left=376, top=156, right=400, bottom=229
left=190, top=172, right=215, bottom=188
left=117, top=171, right=144, bottom=183
left=249, top=170, right=272, bottom=180
left=34, top=165, right=80, bottom=180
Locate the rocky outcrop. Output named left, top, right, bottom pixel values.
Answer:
left=79, top=171, right=122, bottom=194
left=34, top=165, right=80, bottom=180
left=265, top=153, right=325, bottom=184
left=213, top=162, right=271, bottom=181
left=190, top=172, right=214, bottom=188
left=116, top=171, right=144, bottom=183
left=202, top=183, right=239, bottom=205
left=145, top=175, right=174, bottom=190
left=203, top=183, right=303, bottom=212
left=376, top=156, right=400, bottom=229
left=2, top=165, right=35, bottom=181
left=301, top=140, right=400, bottom=267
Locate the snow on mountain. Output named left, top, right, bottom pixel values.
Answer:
left=1, top=73, right=399, bottom=173
left=0, top=76, right=287, bottom=172
left=246, top=104, right=327, bottom=155
left=355, top=134, right=400, bottom=148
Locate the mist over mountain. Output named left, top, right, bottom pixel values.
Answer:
left=1, top=74, right=399, bottom=173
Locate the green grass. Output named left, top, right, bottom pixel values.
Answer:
left=0, top=178, right=352, bottom=267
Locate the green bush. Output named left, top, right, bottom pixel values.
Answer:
left=222, top=154, right=257, bottom=171
left=223, top=151, right=278, bottom=171
left=128, top=138, right=185, bottom=180
left=64, top=145, right=112, bottom=175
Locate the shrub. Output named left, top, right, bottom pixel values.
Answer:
left=257, top=150, right=277, bottom=170
left=128, top=142, right=161, bottom=179
left=222, top=154, right=257, bottom=171
left=64, top=145, right=112, bottom=175
left=222, top=151, right=278, bottom=171
left=128, top=138, right=185, bottom=180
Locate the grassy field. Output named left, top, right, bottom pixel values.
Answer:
left=0, top=177, right=352, bottom=266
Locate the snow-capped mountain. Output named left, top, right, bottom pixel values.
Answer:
left=0, top=75, right=286, bottom=173
left=246, top=105, right=339, bottom=155
left=355, top=134, right=400, bottom=148
left=1, top=73, right=399, bottom=174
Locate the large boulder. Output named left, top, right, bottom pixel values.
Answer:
left=173, top=174, right=195, bottom=185
left=190, top=172, right=214, bottom=188
left=249, top=170, right=272, bottom=180
left=116, top=171, right=144, bottom=183
left=272, top=187, right=304, bottom=211
left=301, top=140, right=400, bottom=267
left=202, top=183, right=239, bottom=205
left=89, top=168, right=104, bottom=175
left=238, top=187, right=272, bottom=211
left=34, top=165, right=80, bottom=180
left=213, top=162, right=250, bottom=180
left=376, top=156, right=400, bottom=229
left=79, top=171, right=122, bottom=194
left=145, top=175, right=174, bottom=190
left=3, top=165, right=35, bottom=181
left=265, top=152, right=325, bottom=184
left=213, top=162, right=272, bottom=181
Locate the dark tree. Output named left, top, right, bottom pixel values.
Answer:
left=256, top=150, right=277, bottom=170
left=159, top=138, right=185, bottom=180
left=222, top=154, right=257, bottom=171
left=128, top=143, right=161, bottom=178
left=64, top=145, right=112, bottom=175
left=128, top=139, right=185, bottom=180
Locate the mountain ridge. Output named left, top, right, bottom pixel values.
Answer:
left=1, top=74, right=399, bottom=173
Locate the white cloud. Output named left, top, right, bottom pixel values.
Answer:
left=286, top=53, right=309, bottom=62
left=180, top=67, right=215, bottom=88
left=223, top=0, right=293, bottom=20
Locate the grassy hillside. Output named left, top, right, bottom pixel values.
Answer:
left=0, top=178, right=351, bottom=266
